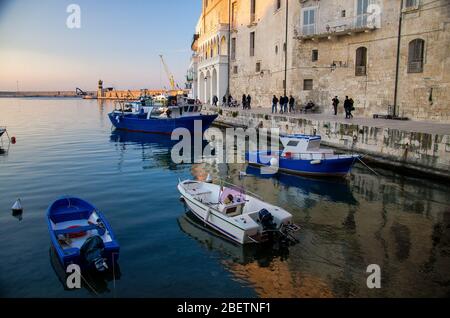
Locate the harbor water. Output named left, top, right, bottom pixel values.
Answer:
left=0, top=98, right=449, bottom=298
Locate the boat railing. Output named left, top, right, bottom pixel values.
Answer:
left=282, top=152, right=358, bottom=160
left=218, top=179, right=263, bottom=201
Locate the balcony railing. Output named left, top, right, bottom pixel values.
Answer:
left=295, top=13, right=378, bottom=39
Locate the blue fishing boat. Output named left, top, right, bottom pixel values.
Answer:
left=108, top=95, right=218, bottom=134
left=246, top=134, right=360, bottom=177
left=47, top=197, right=120, bottom=272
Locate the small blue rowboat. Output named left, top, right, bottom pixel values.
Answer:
left=246, top=134, right=360, bottom=177
left=47, top=197, right=120, bottom=272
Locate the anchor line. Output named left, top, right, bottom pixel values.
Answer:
left=357, top=157, right=380, bottom=177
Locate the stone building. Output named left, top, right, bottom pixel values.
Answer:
left=196, top=0, right=231, bottom=104
left=192, top=0, right=450, bottom=122
left=291, top=0, right=450, bottom=122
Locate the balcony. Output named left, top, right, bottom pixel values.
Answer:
left=295, top=13, right=379, bottom=41
left=198, top=55, right=229, bottom=71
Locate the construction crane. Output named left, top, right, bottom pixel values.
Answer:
left=159, top=54, right=176, bottom=91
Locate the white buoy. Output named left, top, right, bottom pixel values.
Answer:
left=12, top=199, right=23, bottom=213
left=205, top=174, right=213, bottom=183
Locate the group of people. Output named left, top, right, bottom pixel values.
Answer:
left=332, top=96, right=355, bottom=119
left=272, top=95, right=296, bottom=114
left=241, top=94, right=252, bottom=110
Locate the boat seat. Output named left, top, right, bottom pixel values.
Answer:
left=50, top=209, right=92, bottom=223
left=192, top=190, right=212, bottom=196
left=54, top=224, right=102, bottom=236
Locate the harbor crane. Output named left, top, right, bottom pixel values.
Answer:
left=159, top=54, right=177, bottom=91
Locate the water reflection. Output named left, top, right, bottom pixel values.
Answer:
left=49, top=247, right=121, bottom=295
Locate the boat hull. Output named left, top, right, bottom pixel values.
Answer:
left=246, top=151, right=359, bottom=177
left=108, top=113, right=218, bottom=135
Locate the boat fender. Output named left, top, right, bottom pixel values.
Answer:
left=310, top=160, right=322, bottom=165
left=65, top=225, right=88, bottom=239
left=270, top=157, right=279, bottom=167
left=11, top=136, right=16, bottom=144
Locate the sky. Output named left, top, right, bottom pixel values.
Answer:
left=0, top=0, right=201, bottom=91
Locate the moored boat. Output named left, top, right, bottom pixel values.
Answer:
left=177, top=179, right=299, bottom=245
left=246, top=134, right=360, bottom=177
left=108, top=95, right=218, bottom=134
left=0, top=127, right=6, bottom=138
left=46, top=197, right=120, bottom=272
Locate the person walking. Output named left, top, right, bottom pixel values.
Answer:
left=246, top=94, right=252, bottom=110
left=289, top=95, right=295, bottom=113
left=212, top=95, right=218, bottom=106
left=279, top=95, right=284, bottom=114
left=272, top=95, right=279, bottom=114
left=242, top=94, right=247, bottom=109
left=349, top=98, right=355, bottom=118
left=332, top=96, right=340, bottom=116
left=344, top=96, right=351, bottom=119
left=222, top=95, right=227, bottom=107
left=282, top=94, right=288, bottom=113
left=227, top=95, right=233, bottom=107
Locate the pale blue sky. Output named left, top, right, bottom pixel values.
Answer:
left=0, top=0, right=201, bottom=91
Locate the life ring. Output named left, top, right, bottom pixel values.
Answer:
left=66, top=225, right=87, bottom=239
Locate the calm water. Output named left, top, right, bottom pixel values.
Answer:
left=0, top=98, right=449, bottom=298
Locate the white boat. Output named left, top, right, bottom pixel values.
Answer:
left=0, top=127, right=6, bottom=138
left=177, top=180, right=299, bottom=245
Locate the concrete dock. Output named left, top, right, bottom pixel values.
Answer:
left=206, top=105, right=450, bottom=180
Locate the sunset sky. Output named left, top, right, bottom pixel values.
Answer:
left=0, top=0, right=201, bottom=91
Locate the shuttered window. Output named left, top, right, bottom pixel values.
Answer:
left=355, top=47, right=367, bottom=76
left=408, top=39, right=424, bottom=73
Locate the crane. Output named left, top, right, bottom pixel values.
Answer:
left=159, top=54, right=176, bottom=91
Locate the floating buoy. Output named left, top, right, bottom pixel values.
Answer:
left=11, top=136, right=16, bottom=144
left=270, top=157, right=279, bottom=167
left=12, top=198, right=23, bottom=213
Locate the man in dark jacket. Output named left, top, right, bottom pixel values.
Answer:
left=289, top=95, right=295, bottom=113
left=272, top=95, right=279, bottom=113
left=332, top=96, right=339, bottom=116
left=246, top=95, right=252, bottom=110
left=279, top=95, right=284, bottom=113
left=344, top=96, right=351, bottom=119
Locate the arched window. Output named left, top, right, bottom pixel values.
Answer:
left=408, top=39, right=424, bottom=73
left=355, top=47, right=367, bottom=76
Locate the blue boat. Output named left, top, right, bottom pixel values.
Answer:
left=246, top=134, right=360, bottom=177
left=108, top=95, right=218, bottom=134
left=47, top=197, right=120, bottom=272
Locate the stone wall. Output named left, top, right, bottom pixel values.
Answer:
left=207, top=106, right=450, bottom=180
left=223, top=0, right=450, bottom=122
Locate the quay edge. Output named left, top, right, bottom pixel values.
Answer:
left=205, top=106, right=450, bottom=181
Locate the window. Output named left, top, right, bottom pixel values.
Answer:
left=233, top=65, right=238, bottom=74
left=275, top=0, right=281, bottom=11
left=341, top=10, right=346, bottom=17
left=250, top=32, right=255, bottom=56
left=275, top=45, right=278, bottom=55
left=231, top=2, right=237, bottom=29
left=256, top=62, right=261, bottom=73
left=231, top=38, right=236, bottom=60
left=250, top=0, right=256, bottom=23
left=287, top=140, right=299, bottom=147
left=312, top=49, right=318, bottom=62
left=405, top=0, right=418, bottom=8
left=303, top=79, right=313, bottom=91
left=356, top=0, right=369, bottom=28
left=408, top=39, right=425, bottom=73
left=355, top=47, right=367, bottom=76
left=302, top=8, right=316, bottom=36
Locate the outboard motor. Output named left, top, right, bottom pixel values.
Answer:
left=80, top=236, right=108, bottom=272
left=258, top=209, right=276, bottom=231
